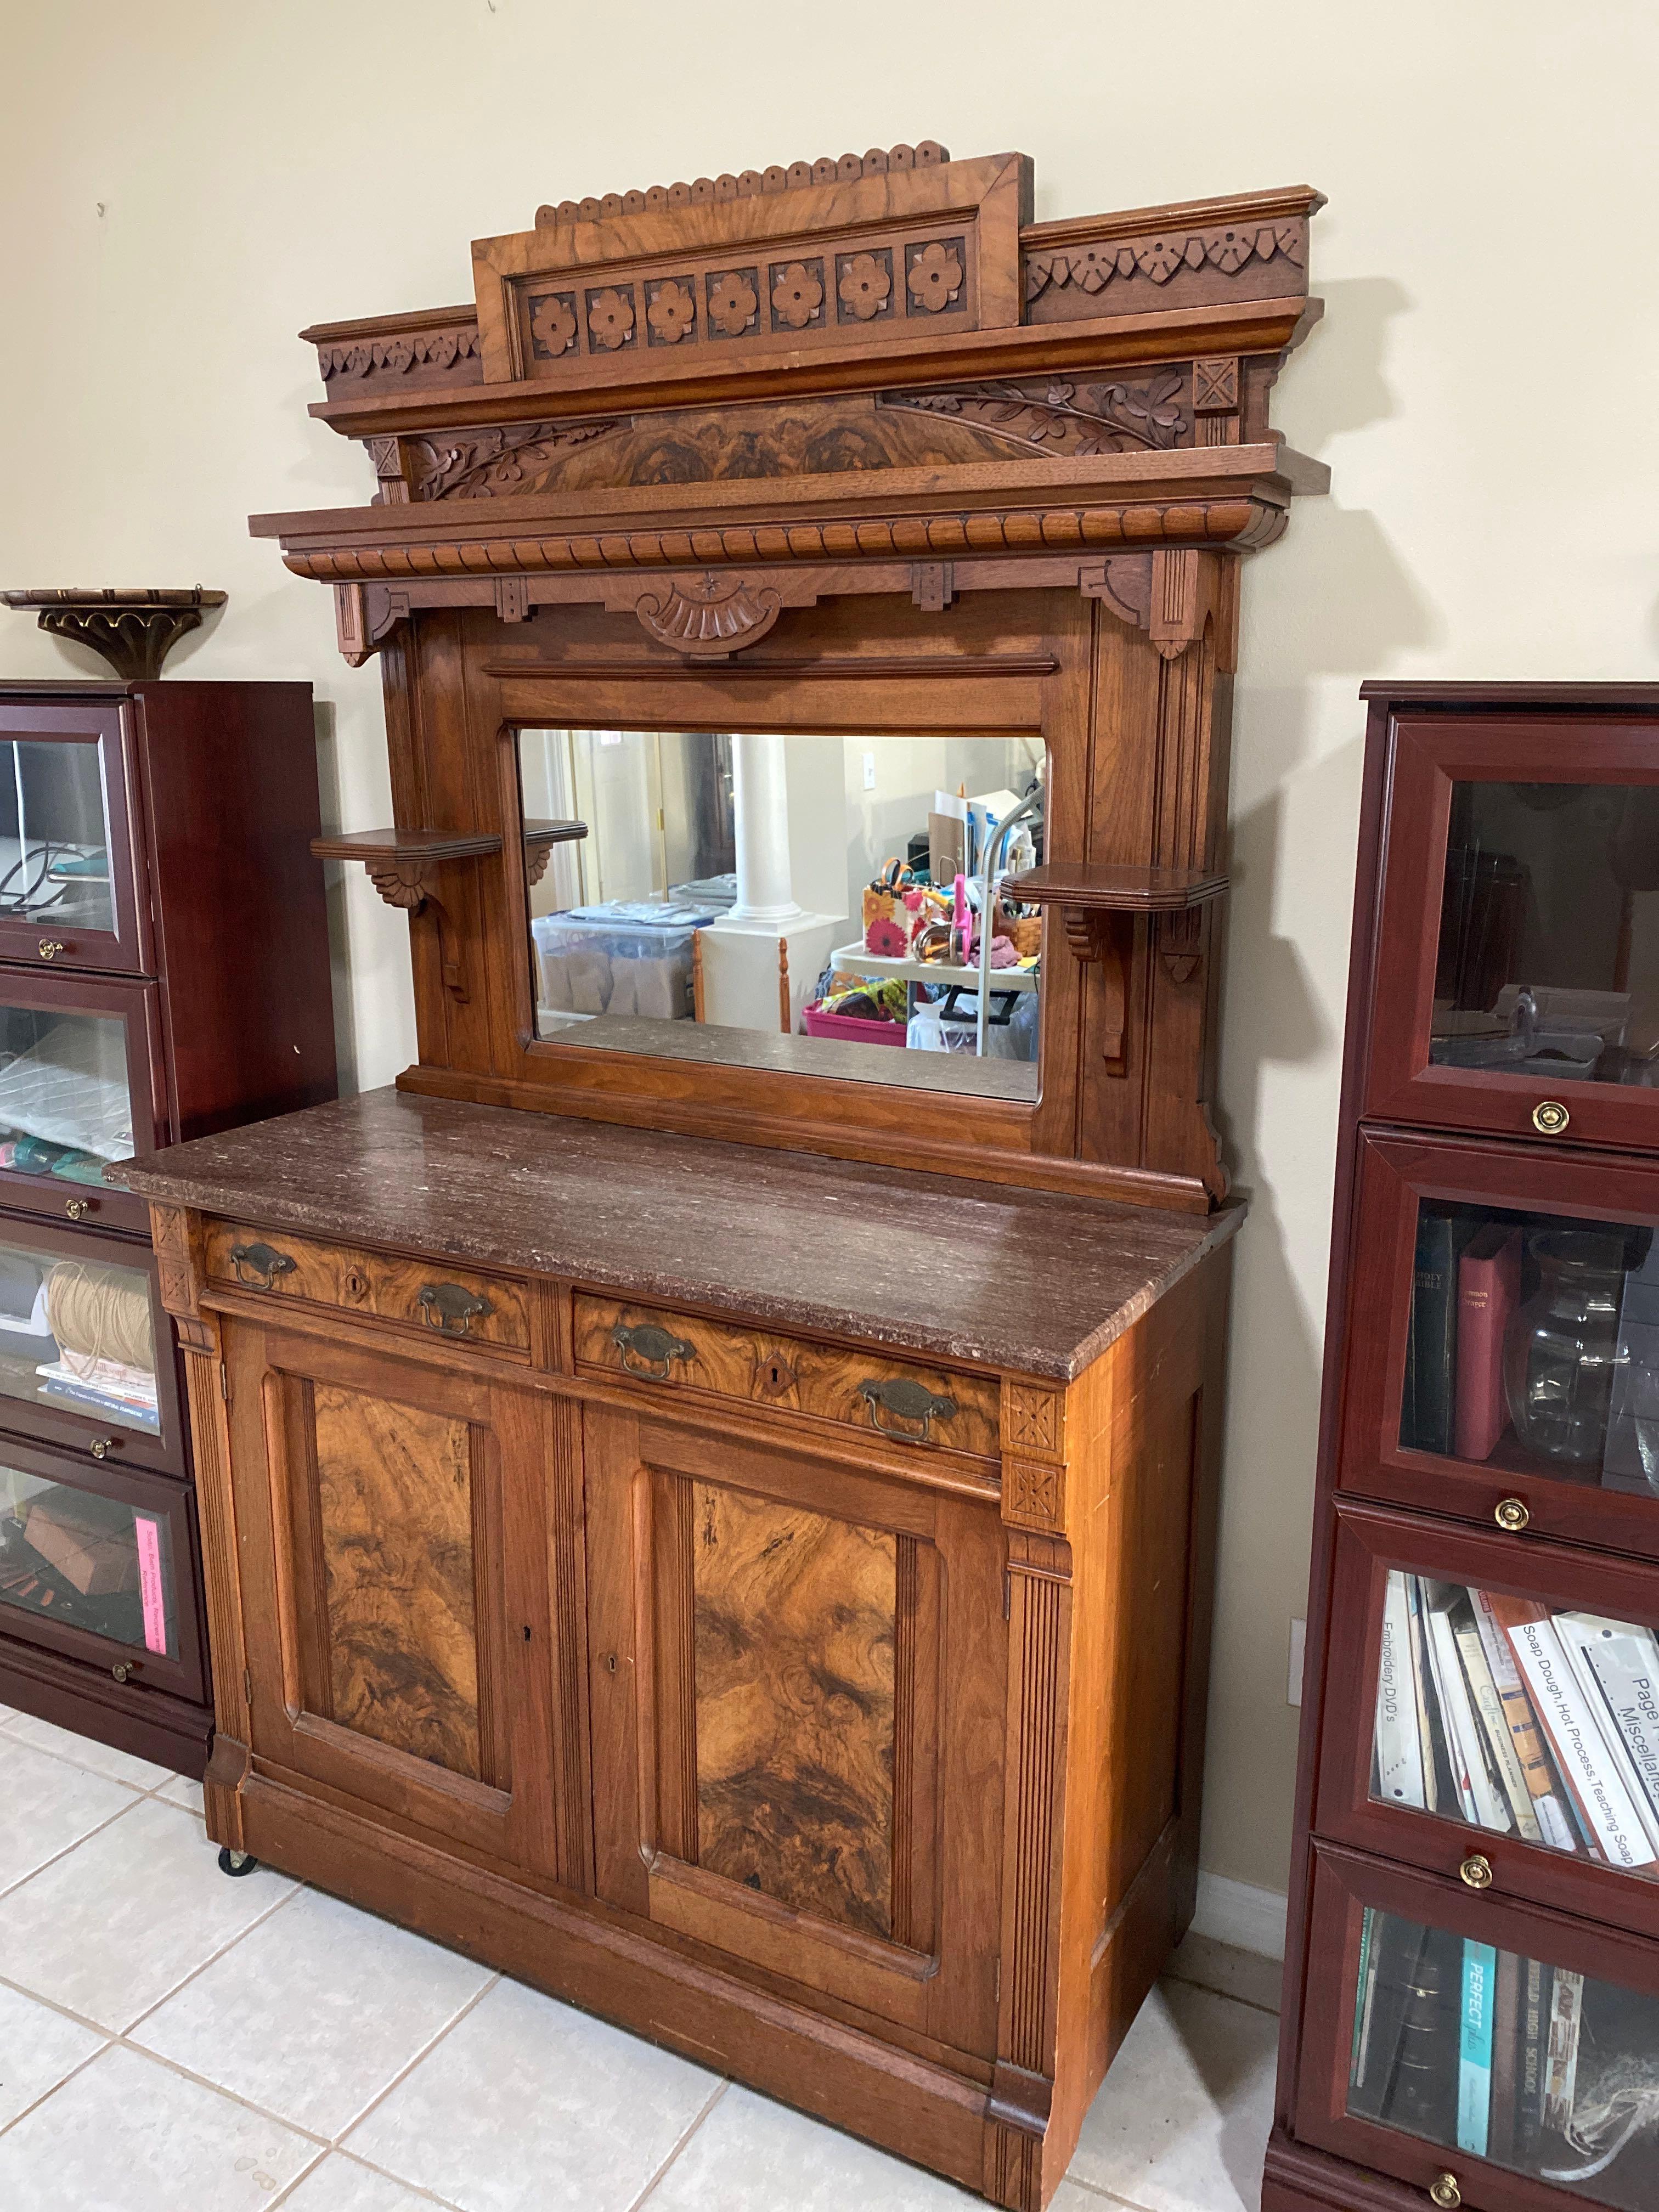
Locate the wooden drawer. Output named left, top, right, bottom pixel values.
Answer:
left=202, top=1222, right=529, bottom=1352
left=573, top=1294, right=1000, bottom=1458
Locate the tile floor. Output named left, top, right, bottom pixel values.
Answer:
left=0, top=1703, right=1280, bottom=2211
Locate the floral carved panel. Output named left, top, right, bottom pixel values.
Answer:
left=879, top=370, right=1194, bottom=458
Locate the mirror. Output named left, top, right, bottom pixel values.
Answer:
left=516, top=728, right=1046, bottom=1098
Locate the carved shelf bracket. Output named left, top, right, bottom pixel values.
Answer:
left=334, top=581, right=411, bottom=668
left=1159, top=905, right=1205, bottom=984
left=1, top=587, right=227, bottom=679
left=634, top=571, right=782, bottom=657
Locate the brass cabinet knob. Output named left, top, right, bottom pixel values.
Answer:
left=1532, top=1099, right=1570, bottom=1135
left=1430, top=2175, right=1462, bottom=2209
left=111, top=1662, right=131, bottom=1684
left=64, top=1198, right=88, bottom=1221
left=1459, top=1853, right=1493, bottom=1889
left=1494, top=1496, right=1530, bottom=1532
left=36, top=939, right=64, bottom=962
left=89, top=1437, right=115, bottom=1461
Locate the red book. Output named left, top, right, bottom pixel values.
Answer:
left=1455, top=1223, right=1522, bottom=1460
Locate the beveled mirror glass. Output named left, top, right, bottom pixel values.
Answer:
left=516, top=727, right=1046, bottom=1099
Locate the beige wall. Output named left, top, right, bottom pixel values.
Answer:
left=4, top=0, right=1657, bottom=1899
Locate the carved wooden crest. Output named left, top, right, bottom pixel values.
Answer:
left=634, top=572, right=782, bottom=657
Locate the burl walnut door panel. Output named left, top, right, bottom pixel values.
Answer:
left=224, top=1319, right=565, bottom=1877
left=584, top=1408, right=1006, bottom=2050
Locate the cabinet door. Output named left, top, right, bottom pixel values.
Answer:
left=1364, top=711, right=1659, bottom=1152
left=1319, top=1499, right=1659, bottom=1939
left=0, top=1434, right=205, bottom=1705
left=0, top=971, right=165, bottom=1234
left=1340, top=1129, right=1659, bottom=1562
left=224, top=1318, right=565, bottom=1878
left=0, top=701, right=148, bottom=974
left=1296, top=1841, right=1659, bottom=2212
left=584, top=1408, right=1006, bottom=2051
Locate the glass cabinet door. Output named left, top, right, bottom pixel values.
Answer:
left=1341, top=1131, right=1659, bottom=1562
left=0, top=975, right=161, bottom=1232
left=1317, top=1502, right=1659, bottom=1937
left=0, top=1446, right=202, bottom=1701
left=0, top=1218, right=183, bottom=1473
left=1298, top=1848, right=1659, bottom=2212
left=0, top=702, right=146, bottom=973
left=1367, top=714, right=1659, bottom=1151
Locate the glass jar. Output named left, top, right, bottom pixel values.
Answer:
left=1503, top=1230, right=1628, bottom=1462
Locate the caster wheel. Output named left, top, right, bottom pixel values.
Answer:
left=218, top=1846, right=259, bottom=1878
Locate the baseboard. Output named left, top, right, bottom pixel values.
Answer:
left=1189, top=1872, right=1288, bottom=1961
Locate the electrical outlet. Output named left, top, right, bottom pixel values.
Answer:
left=1288, top=1617, right=1306, bottom=1707
left=862, top=751, right=877, bottom=791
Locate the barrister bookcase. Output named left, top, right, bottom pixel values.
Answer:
left=1269, top=684, right=1659, bottom=2212
left=0, top=680, right=335, bottom=1774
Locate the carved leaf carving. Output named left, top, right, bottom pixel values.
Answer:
left=881, top=371, right=1189, bottom=456
left=1025, top=219, right=1306, bottom=302
left=408, top=419, right=623, bottom=499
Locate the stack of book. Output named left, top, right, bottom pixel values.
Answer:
left=1351, top=1910, right=1659, bottom=2203
left=1374, top=1574, right=1659, bottom=1874
left=33, top=1352, right=159, bottom=1432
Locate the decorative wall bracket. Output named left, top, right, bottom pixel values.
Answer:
left=1080, top=549, right=1238, bottom=665
left=334, top=581, right=411, bottom=668
left=1, top=587, right=227, bottom=679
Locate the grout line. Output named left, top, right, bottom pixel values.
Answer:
left=269, top=2146, right=472, bottom=2212
left=332, top=1968, right=504, bottom=2155
left=0, top=1792, right=145, bottom=1903
left=119, top=1878, right=305, bottom=2036
left=623, top=2079, right=731, bottom=2212
left=0, top=2032, right=112, bottom=2141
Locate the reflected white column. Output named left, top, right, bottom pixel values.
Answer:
left=727, top=731, right=806, bottom=923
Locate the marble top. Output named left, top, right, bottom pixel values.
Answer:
left=122, top=1088, right=1242, bottom=1380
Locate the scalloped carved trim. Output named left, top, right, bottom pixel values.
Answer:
left=1026, top=219, right=1305, bottom=302
left=319, top=325, right=479, bottom=379
left=634, top=572, right=783, bottom=656
left=538, top=142, right=949, bottom=226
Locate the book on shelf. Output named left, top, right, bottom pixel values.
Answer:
left=1486, top=1595, right=1657, bottom=1871
left=1451, top=1595, right=1542, bottom=1841
left=1350, top=1915, right=1459, bottom=2141
left=1517, top=1956, right=1551, bottom=2168
left=1555, top=1613, right=1659, bottom=1838
left=1403, top=1209, right=1481, bottom=1455
left=1375, top=1572, right=1427, bottom=1809
left=1542, top=1968, right=1584, bottom=2137
left=1488, top=1950, right=1522, bottom=2168
left=1470, top=1587, right=1578, bottom=1852
left=1455, top=1223, right=1522, bottom=1461
left=1457, top=1938, right=1498, bottom=2156
left=1425, top=1582, right=1513, bottom=1832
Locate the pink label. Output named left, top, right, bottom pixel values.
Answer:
left=134, top=1515, right=168, bottom=1657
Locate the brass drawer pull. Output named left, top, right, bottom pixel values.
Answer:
left=1429, top=2176, right=1461, bottom=2210
left=418, top=1282, right=493, bottom=1338
left=858, top=1375, right=958, bottom=1442
left=64, top=1198, right=89, bottom=1221
left=1459, top=1853, right=1493, bottom=1890
left=1532, top=1099, right=1570, bottom=1135
left=229, top=1241, right=297, bottom=1289
left=612, top=1320, right=696, bottom=1379
left=37, top=939, right=64, bottom=962
left=1494, top=1496, right=1530, bottom=1533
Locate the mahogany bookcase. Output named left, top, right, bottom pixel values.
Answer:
left=1269, top=682, right=1659, bottom=2212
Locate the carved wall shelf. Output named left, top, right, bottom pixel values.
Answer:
left=313, top=820, right=586, bottom=910
left=1, top=587, right=227, bottom=679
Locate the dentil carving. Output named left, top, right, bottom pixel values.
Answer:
left=634, top=571, right=783, bottom=657
left=537, top=142, right=949, bottom=225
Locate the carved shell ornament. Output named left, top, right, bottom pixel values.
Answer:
left=707, top=270, right=759, bottom=337
left=586, top=287, right=635, bottom=351
left=634, top=571, right=782, bottom=657
left=907, top=241, right=963, bottom=313
left=771, top=261, right=823, bottom=330
left=647, top=279, right=697, bottom=344
left=838, top=252, right=891, bottom=320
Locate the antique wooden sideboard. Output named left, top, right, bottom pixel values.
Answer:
left=123, top=145, right=1326, bottom=2206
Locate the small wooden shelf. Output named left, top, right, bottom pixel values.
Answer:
left=1003, top=862, right=1228, bottom=913
left=313, top=820, right=587, bottom=909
